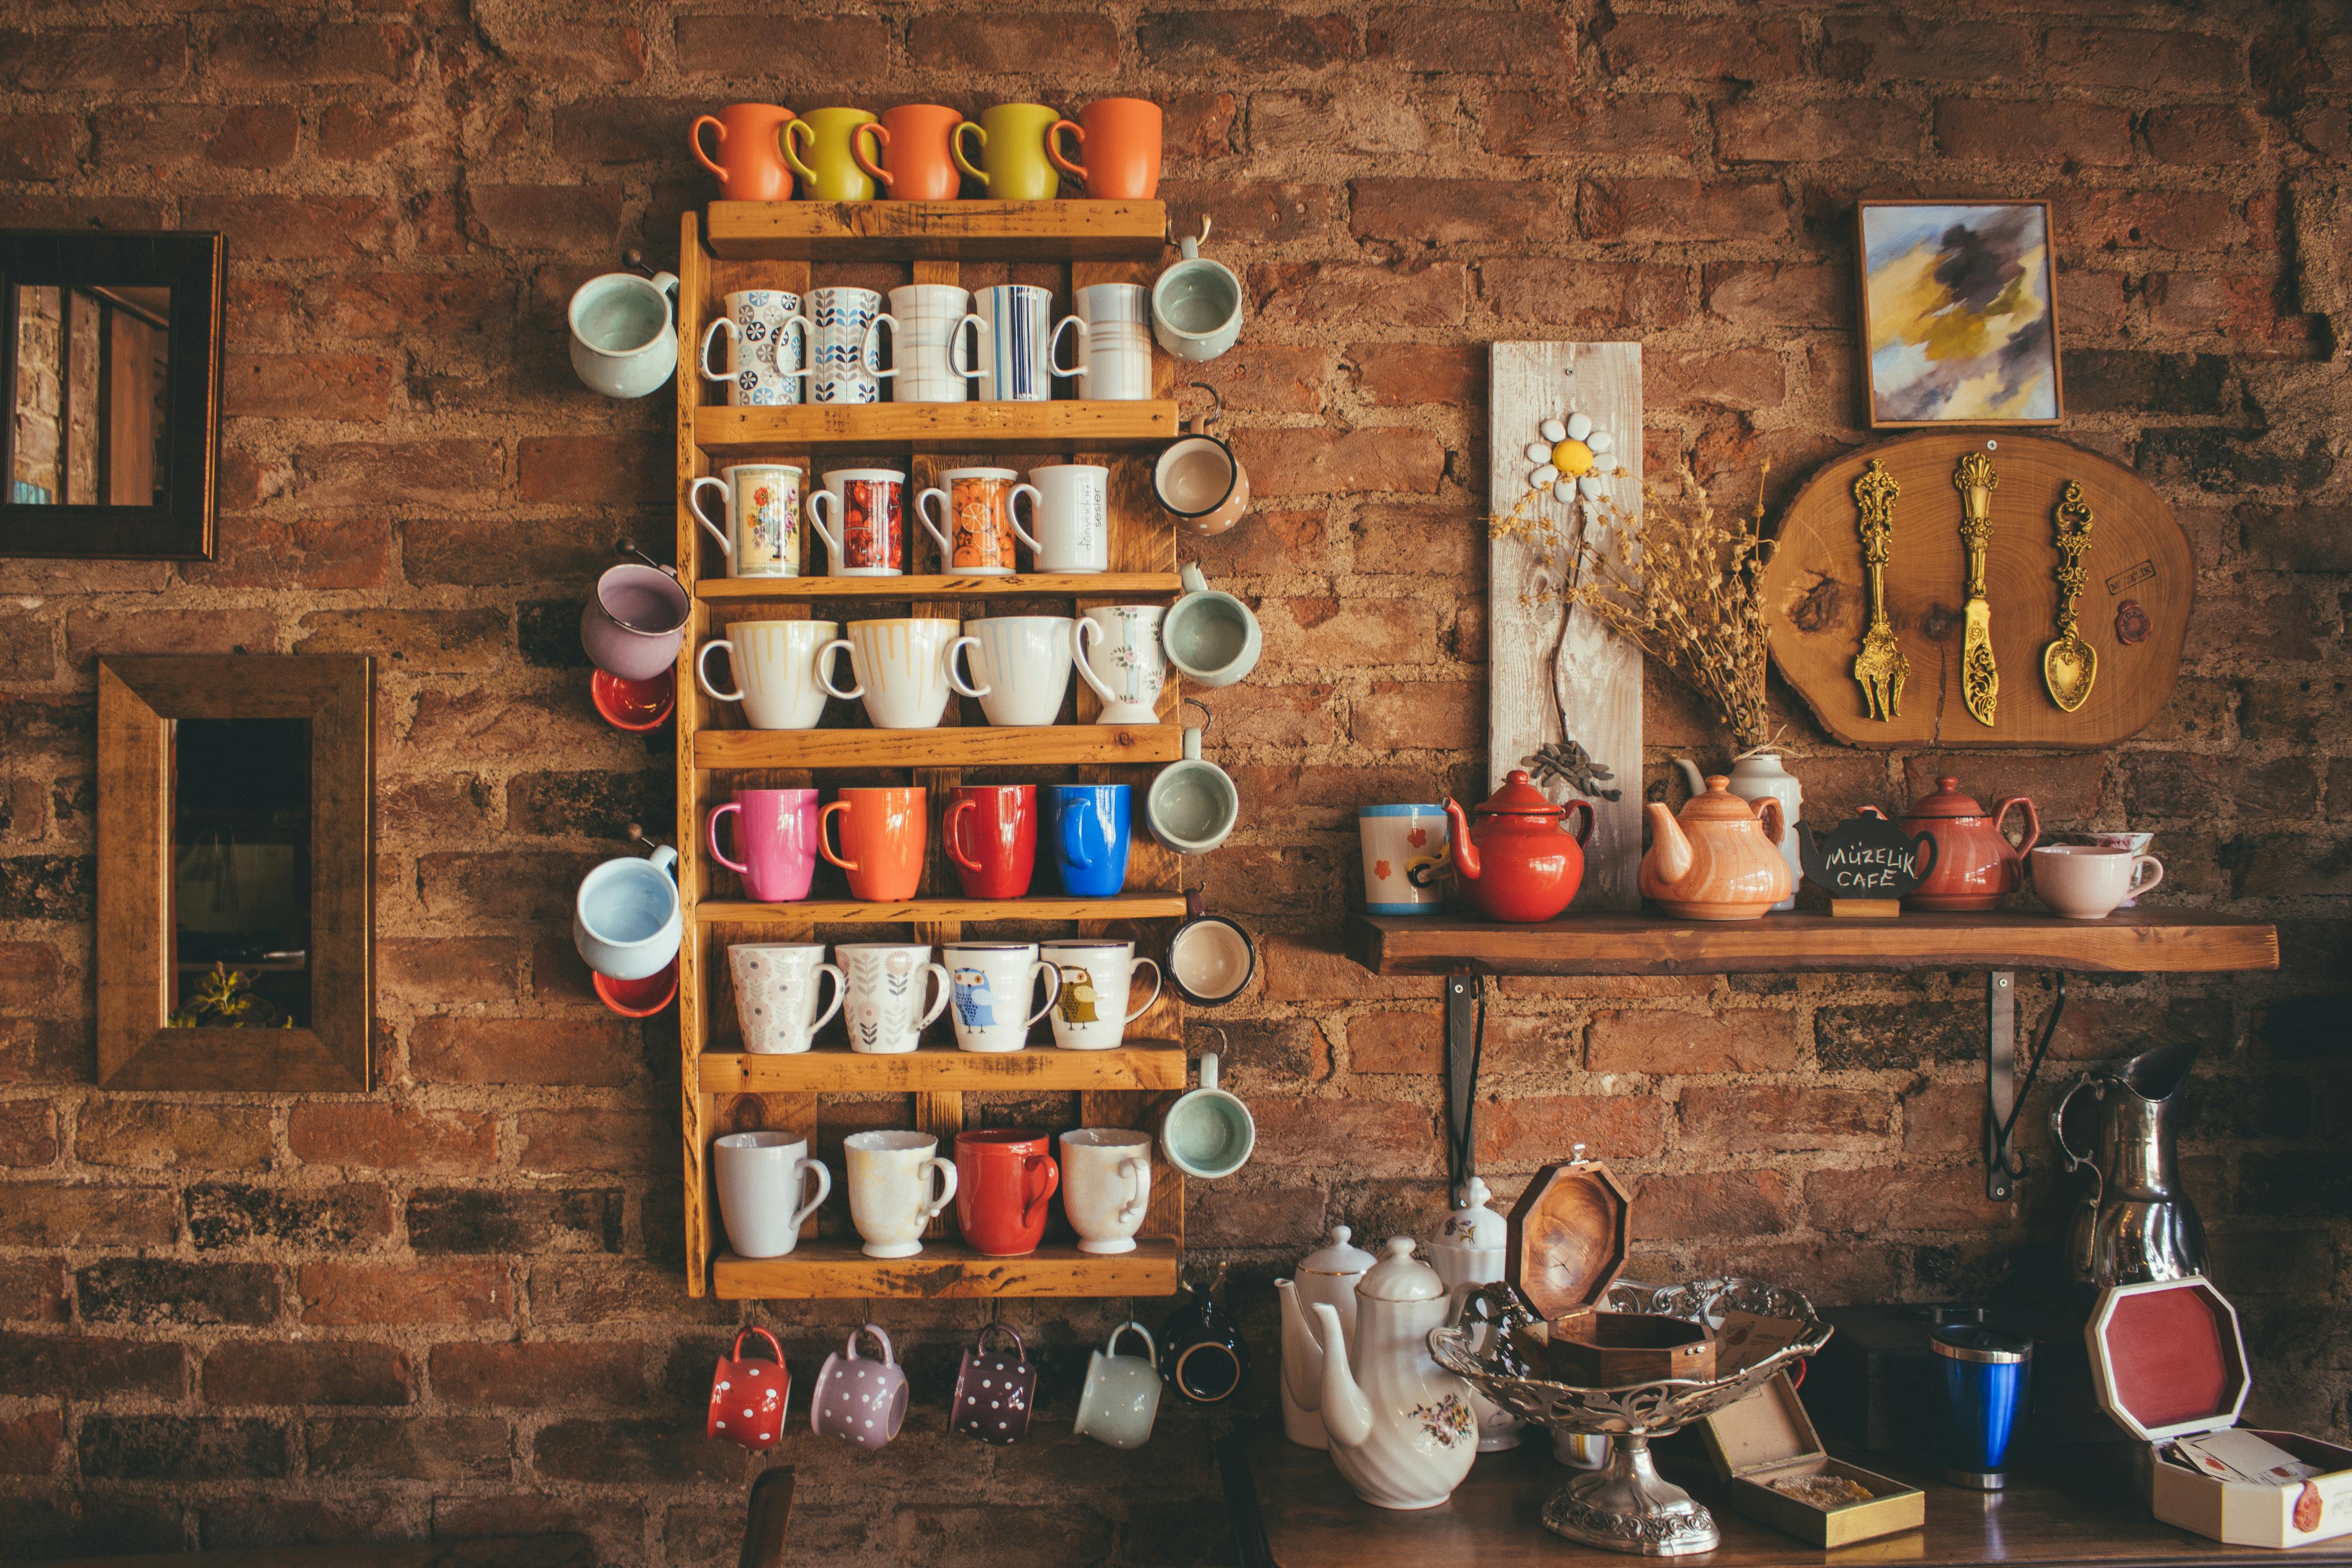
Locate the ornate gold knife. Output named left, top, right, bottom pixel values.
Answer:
left=1850, top=458, right=1908, bottom=722
left=2043, top=480, right=2097, bottom=712
left=1953, top=450, right=1999, bottom=728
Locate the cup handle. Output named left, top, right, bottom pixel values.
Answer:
left=817, top=800, right=858, bottom=873
left=1046, top=119, right=1087, bottom=182
left=697, top=318, right=737, bottom=385
left=781, top=118, right=818, bottom=184
left=1022, top=1152, right=1060, bottom=1230
left=694, top=638, right=744, bottom=702
left=944, top=799, right=981, bottom=872
left=944, top=635, right=989, bottom=699
left=687, top=476, right=733, bottom=556
left=1048, top=314, right=1085, bottom=378
left=922, top=1156, right=959, bottom=1221
left=690, top=115, right=728, bottom=181
left=1007, top=484, right=1043, bottom=554
left=790, top=1157, right=833, bottom=1231
left=864, top=312, right=898, bottom=379
left=806, top=490, right=842, bottom=562
left=812, top=963, right=848, bottom=1035
left=1060, top=796, right=1098, bottom=869
left=774, top=315, right=811, bottom=381
left=1996, top=796, right=2041, bottom=858
left=1124, top=957, right=1164, bottom=1025
left=915, top=488, right=954, bottom=562
left=951, top=121, right=987, bottom=185
left=851, top=121, right=892, bottom=187
left=816, top=639, right=861, bottom=700
left=1116, top=1155, right=1148, bottom=1225
left=917, top=962, right=954, bottom=1030
left=949, top=313, right=985, bottom=382
left=707, top=802, right=747, bottom=874
left=2130, top=854, right=2165, bottom=900
left=1071, top=618, right=1118, bottom=705
left=1024, top=959, right=1060, bottom=1028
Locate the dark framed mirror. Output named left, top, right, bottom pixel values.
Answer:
left=1, top=230, right=223, bottom=560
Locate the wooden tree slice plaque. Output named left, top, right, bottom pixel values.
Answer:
left=1759, top=432, right=2191, bottom=750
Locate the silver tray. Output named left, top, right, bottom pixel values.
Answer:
left=1428, top=1277, right=1832, bottom=1556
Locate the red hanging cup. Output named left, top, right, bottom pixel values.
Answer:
left=707, top=1326, right=790, bottom=1451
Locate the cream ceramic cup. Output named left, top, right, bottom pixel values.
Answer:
left=697, top=619, right=840, bottom=731
left=818, top=617, right=986, bottom=730
left=844, top=1130, right=958, bottom=1259
left=1059, top=1128, right=1152, bottom=1254
left=729, top=943, right=845, bottom=1055
left=838, top=942, right=952, bottom=1055
left=2031, top=845, right=2164, bottom=919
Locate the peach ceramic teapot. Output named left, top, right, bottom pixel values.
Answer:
left=1898, top=775, right=2039, bottom=911
left=1639, top=774, right=1791, bottom=920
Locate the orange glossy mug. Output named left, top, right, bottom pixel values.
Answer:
left=691, top=102, right=796, bottom=201
left=853, top=104, right=965, bottom=202
left=1048, top=98, right=1163, bottom=199
left=819, top=787, right=928, bottom=902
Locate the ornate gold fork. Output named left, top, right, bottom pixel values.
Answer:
left=1850, top=458, right=1908, bottom=722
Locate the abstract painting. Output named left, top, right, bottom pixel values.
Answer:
left=1857, top=200, right=2062, bottom=428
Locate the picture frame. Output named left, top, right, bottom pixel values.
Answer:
left=1855, top=199, right=2063, bottom=429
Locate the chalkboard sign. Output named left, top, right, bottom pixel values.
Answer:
left=1800, top=809, right=1939, bottom=914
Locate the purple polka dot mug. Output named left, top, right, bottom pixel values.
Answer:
left=810, top=1324, right=908, bottom=1451
left=951, top=1322, right=1036, bottom=1445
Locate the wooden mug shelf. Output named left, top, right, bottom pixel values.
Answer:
left=691, top=724, right=1182, bottom=770
left=695, top=571, right=1185, bottom=603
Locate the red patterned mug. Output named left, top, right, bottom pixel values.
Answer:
left=707, top=1326, right=790, bottom=1451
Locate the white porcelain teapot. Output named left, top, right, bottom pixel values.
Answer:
left=1275, top=1225, right=1373, bottom=1449
left=1277, top=1238, right=1476, bottom=1510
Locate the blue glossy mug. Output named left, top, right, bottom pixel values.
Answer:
left=1933, top=1324, right=2032, bottom=1490
left=1050, top=784, right=1131, bottom=897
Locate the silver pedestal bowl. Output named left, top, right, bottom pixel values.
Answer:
left=1427, top=1277, right=1831, bottom=1556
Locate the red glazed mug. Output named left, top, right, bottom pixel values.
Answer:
left=707, top=1326, right=789, bottom=1451
left=954, top=1129, right=1059, bottom=1257
left=945, top=784, right=1036, bottom=900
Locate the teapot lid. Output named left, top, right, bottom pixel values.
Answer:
left=1475, top=769, right=1565, bottom=819
left=1356, top=1237, right=1446, bottom=1302
left=1297, top=1224, right=1376, bottom=1277
left=1680, top=775, right=1765, bottom=821
left=1906, top=775, right=1988, bottom=818
left=1434, top=1177, right=1507, bottom=1250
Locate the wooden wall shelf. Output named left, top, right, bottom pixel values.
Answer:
left=699, top=1043, right=1186, bottom=1094
left=695, top=401, right=1176, bottom=459
left=714, top=1239, right=1180, bottom=1300
left=705, top=199, right=1169, bottom=261
left=696, top=895, right=1189, bottom=926
left=693, top=724, right=1180, bottom=769
left=697, top=572, right=1184, bottom=602
left=1346, top=910, right=2280, bottom=977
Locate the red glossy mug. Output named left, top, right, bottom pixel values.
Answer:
left=707, top=1326, right=789, bottom=1451
left=690, top=103, right=796, bottom=201
left=954, top=1129, right=1059, bottom=1257
left=945, top=784, right=1036, bottom=900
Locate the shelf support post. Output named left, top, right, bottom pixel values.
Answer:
left=1445, top=970, right=1482, bottom=1208
left=1984, top=971, right=2020, bottom=1201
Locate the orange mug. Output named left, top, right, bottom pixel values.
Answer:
left=819, top=787, right=928, bottom=902
left=691, top=102, right=796, bottom=201
left=1048, top=98, right=1163, bottom=200
left=853, top=104, right=965, bottom=203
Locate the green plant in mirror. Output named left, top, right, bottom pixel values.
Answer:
left=167, top=962, right=294, bottom=1030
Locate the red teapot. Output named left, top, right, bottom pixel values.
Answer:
left=1899, top=775, right=2039, bottom=911
left=1444, top=770, right=1595, bottom=923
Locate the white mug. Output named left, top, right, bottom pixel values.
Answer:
left=943, top=942, right=1059, bottom=1054
left=807, top=468, right=908, bottom=577
left=1050, top=283, right=1153, bottom=401
left=819, top=617, right=985, bottom=730
left=1359, top=804, right=1450, bottom=914
left=1150, top=226, right=1241, bottom=363
left=808, top=286, right=889, bottom=404
left=568, top=270, right=679, bottom=399
left=1059, top=1128, right=1152, bottom=1255
left=573, top=844, right=680, bottom=981
left=729, top=943, right=846, bottom=1055
left=838, top=943, right=952, bottom=1055
left=973, top=284, right=1078, bottom=403
left=696, top=619, right=840, bottom=731
left=2032, top=845, right=2165, bottom=919
left=1024, top=465, right=1109, bottom=573
left=1041, top=939, right=1163, bottom=1051
left=880, top=284, right=982, bottom=405
left=696, top=288, right=807, bottom=407
left=688, top=464, right=803, bottom=579
left=1073, top=1322, right=1163, bottom=1450
left=844, top=1130, right=957, bottom=1259
left=1073, top=605, right=1168, bottom=724
left=713, top=1133, right=831, bottom=1259
left=1159, top=1051, right=1256, bottom=1178
left=963, top=615, right=1075, bottom=728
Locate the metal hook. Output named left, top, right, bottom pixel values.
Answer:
left=623, top=821, right=665, bottom=851
left=1181, top=696, right=1213, bottom=732
left=622, top=249, right=655, bottom=279
left=1185, top=380, right=1225, bottom=434
left=613, top=537, right=678, bottom=579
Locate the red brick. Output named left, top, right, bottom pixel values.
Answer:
left=0, top=1187, right=179, bottom=1248
left=1350, top=681, right=1479, bottom=751
left=1352, top=178, right=1567, bottom=245
left=1679, top=1086, right=1892, bottom=1153
left=402, top=517, right=617, bottom=588
left=413, top=850, right=601, bottom=925
left=223, top=354, right=395, bottom=423
left=1190, top=345, right=1328, bottom=415
left=309, top=273, right=518, bottom=338
left=0, top=1101, right=57, bottom=1166
left=1716, top=99, right=1920, bottom=163
left=1634, top=1169, right=1800, bottom=1239
left=1588, top=1009, right=1801, bottom=1074
left=1166, top=178, right=1342, bottom=244
left=1703, top=263, right=1846, bottom=330
left=0, top=1334, right=184, bottom=1400
left=481, top=24, right=647, bottom=84
left=377, top=938, right=522, bottom=1007
left=2045, top=26, right=2244, bottom=92
left=0, top=28, right=187, bottom=91
left=1932, top=99, right=2133, bottom=165
left=1498, top=974, right=1718, bottom=1001
left=1251, top=262, right=1467, bottom=330
left=0, top=1409, right=62, bottom=1475
left=467, top=185, right=623, bottom=253
left=287, top=1104, right=497, bottom=1174
left=1365, top=8, right=1570, bottom=71
left=182, top=196, right=395, bottom=262
left=1580, top=178, right=1790, bottom=243
left=1482, top=1094, right=1670, bottom=1163
left=2144, top=105, right=2266, bottom=165
left=182, top=518, right=391, bottom=595
left=907, top=10, right=1120, bottom=71
left=1349, top=1009, right=1440, bottom=1074
left=1901, top=1079, right=1981, bottom=1154
left=1259, top=595, right=1438, bottom=667
left=298, top=1260, right=512, bottom=1327
left=293, top=609, right=509, bottom=671
left=1351, top=502, right=1476, bottom=577
left=2146, top=272, right=2307, bottom=343
left=208, top=19, right=416, bottom=84
left=293, top=441, right=502, bottom=509
left=1228, top=429, right=1444, bottom=498
left=0, top=1258, right=67, bottom=1323
left=0, top=943, right=62, bottom=1014
left=1163, top=91, right=1239, bottom=160
left=2061, top=187, right=2246, bottom=252
left=1250, top=90, right=1444, bottom=156
left=76, top=1102, right=273, bottom=1172
left=1250, top=1097, right=1438, bottom=1177
left=1824, top=17, right=2029, bottom=81
left=1648, top=349, right=1787, bottom=413
left=527, top=1259, right=730, bottom=1326
left=1479, top=259, right=1692, bottom=329
left=316, top=103, right=451, bottom=165
left=516, top=1109, right=666, bottom=1175
left=0, top=114, right=76, bottom=180
left=1806, top=1167, right=2016, bottom=1232
left=1265, top=935, right=1439, bottom=1003
left=64, top=609, right=278, bottom=659
left=516, top=435, right=668, bottom=507
left=429, top=1341, right=645, bottom=1408
left=1599, top=15, right=1803, bottom=78
left=673, top=12, right=890, bottom=76
left=1481, top=92, right=1696, bottom=158
left=204, top=1341, right=415, bottom=1407
left=410, top=1018, right=635, bottom=1089
left=1138, top=10, right=1354, bottom=70
left=95, top=105, right=294, bottom=171
left=1346, top=343, right=1478, bottom=408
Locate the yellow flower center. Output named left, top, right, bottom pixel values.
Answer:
left=1551, top=438, right=1596, bottom=477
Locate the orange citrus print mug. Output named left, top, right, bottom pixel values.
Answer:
left=916, top=467, right=1043, bottom=577
left=690, top=103, right=796, bottom=200
left=819, top=787, right=928, bottom=903
left=1048, top=98, right=1163, bottom=199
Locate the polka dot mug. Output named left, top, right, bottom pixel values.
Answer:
left=810, top=1324, right=909, bottom=1451
left=706, top=1326, right=789, bottom=1451
left=951, top=1322, right=1037, bottom=1445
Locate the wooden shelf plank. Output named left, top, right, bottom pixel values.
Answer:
left=704, top=199, right=1170, bottom=261
left=698, top=894, right=1188, bottom=925
left=698, top=572, right=1182, bottom=602
left=1345, top=910, right=2281, bottom=977
left=713, top=1238, right=1180, bottom=1299
left=694, top=724, right=1180, bottom=769
left=694, top=401, right=1176, bottom=459
left=699, top=1041, right=1186, bottom=1092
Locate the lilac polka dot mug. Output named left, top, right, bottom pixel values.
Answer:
left=809, top=1324, right=908, bottom=1451
left=951, top=1322, right=1036, bottom=1445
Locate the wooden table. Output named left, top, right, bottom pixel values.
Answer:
left=1218, top=1426, right=2351, bottom=1568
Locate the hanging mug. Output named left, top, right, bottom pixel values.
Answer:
left=810, top=1325, right=910, bottom=1450
left=1150, top=217, right=1241, bottom=363
left=1146, top=703, right=1240, bottom=855
left=951, top=1323, right=1039, bottom=1444
left=707, top=1326, right=790, bottom=1451
left=1153, top=394, right=1250, bottom=537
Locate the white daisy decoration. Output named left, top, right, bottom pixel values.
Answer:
left=1521, top=411, right=1620, bottom=507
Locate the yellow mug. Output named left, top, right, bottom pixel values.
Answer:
left=784, top=107, right=879, bottom=202
left=952, top=103, right=1062, bottom=202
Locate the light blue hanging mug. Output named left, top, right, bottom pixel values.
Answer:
left=1150, top=216, right=1241, bottom=363
left=1160, top=563, right=1260, bottom=688
left=1159, top=1048, right=1255, bottom=1179
left=1146, top=700, right=1239, bottom=856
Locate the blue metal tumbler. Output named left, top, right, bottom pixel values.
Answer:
left=1933, top=1325, right=2032, bottom=1490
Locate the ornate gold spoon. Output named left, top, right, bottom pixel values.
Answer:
left=1850, top=458, right=1908, bottom=722
left=2042, top=480, right=2097, bottom=712
left=1953, top=451, right=1999, bottom=728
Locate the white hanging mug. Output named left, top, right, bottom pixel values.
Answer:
left=568, top=270, right=680, bottom=399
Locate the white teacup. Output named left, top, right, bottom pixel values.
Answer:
left=1041, top=939, right=1162, bottom=1051
left=964, top=615, right=1075, bottom=728
left=819, top=617, right=986, bottom=730
left=943, top=942, right=1059, bottom=1054
left=838, top=943, right=951, bottom=1055
left=1073, top=1322, right=1163, bottom=1449
left=696, top=288, right=807, bottom=407
left=568, top=270, right=680, bottom=399
left=844, top=1130, right=957, bottom=1259
left=713, top=1132, right=830, bottom=1259
left=573, top=844, right=680, bottom=981
left=1073, top=605, right=1167, bottom=724
left=696, top=620, right=840, bottom=731
left=880, top=283, right=982, bottom=405
left=729, top=943, right=846, bottom=1055
left=1050, top=284, right=1154, bottom=401
left=2032, top=845, right=2164, bottom=919
left=1059, top=1128, right=1152, bottom=1254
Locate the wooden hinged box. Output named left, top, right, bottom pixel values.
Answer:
left=1697, top=1371, right=1926, bottom=1547
left=1504, top=1154, right=1715, bottom=1384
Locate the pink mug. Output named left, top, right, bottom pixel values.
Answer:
left=709, top=788, right=820, bottom=903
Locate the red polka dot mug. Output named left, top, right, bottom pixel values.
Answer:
left=951, top=1322, right=1037, bottom=1445
left=707, top=1326, right=790, bottom=1451
left=810, top=1324, right=909, bottom=1451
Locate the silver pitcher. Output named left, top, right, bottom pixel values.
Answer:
left=2051, top=1039, right=2207, bottom=1288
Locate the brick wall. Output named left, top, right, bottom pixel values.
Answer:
left=0, top=2, right=2347, bottom=1562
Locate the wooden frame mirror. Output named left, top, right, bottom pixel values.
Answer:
left=97, top=655, right=373, bottom=1090
left=0, top=230, right=224, bottom=559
